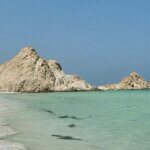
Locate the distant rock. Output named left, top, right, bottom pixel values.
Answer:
left=98, top=72, right=150, bottom=90
left=0, top=46, right=94, bottom=92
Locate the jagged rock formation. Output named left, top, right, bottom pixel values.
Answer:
left=0, top=46, right=94, bottom=92
left=47, top=60, right=93, bottom=91
left=98, top=72, right=150, bottom=90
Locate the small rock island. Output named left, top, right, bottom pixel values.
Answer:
left=98, top=72, right=150, bottom=90
left=0, top=47, right=94, bottom=92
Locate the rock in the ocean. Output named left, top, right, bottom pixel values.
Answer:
left=98, top=72, right=150, bottom=90
left=0, top=46, right=94, bottom=92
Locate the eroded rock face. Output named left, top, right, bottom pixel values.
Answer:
left=0, top=46, right=94, bottom=92
left=47, top=60, right=93, bottom=91
left=98, top=72, right=150, bottom=90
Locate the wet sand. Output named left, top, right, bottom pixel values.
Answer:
left=0, top=97, right=26, bottom=150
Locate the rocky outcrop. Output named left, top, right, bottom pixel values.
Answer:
left=98, top=72, right=150, bottom=90
left=47, top=60, right=93, bottom=91
left=0, top=46, right=94, bottom=92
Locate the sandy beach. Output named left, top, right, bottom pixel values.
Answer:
left=0, top=97, right=26, bottom=150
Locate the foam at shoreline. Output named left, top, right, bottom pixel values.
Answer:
left=0, top=96, right=26, bottom=150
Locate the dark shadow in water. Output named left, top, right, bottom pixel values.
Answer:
left=58, top=115, right=83, bottom=120
left=51, top=135, right=82, bottom=141
left=41, top=108, right=54, bottom=114
left=68, top=124, right=76, bottom=128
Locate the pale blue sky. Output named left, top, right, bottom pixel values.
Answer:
left=0, top=0, right=150, bottom=85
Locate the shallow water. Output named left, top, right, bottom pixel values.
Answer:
left=0, top=90, right=150, bottom=150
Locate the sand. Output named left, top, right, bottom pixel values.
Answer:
left=0, top=97, right=26, bottom=150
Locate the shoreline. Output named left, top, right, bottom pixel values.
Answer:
left=0, top=88, right=150, bottom=94
left=0, top=96, right=26, bottom=150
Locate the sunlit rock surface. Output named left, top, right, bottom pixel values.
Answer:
left=0, top=46, right=94, bottom=92
left=98, top=72, right=150, bottom=90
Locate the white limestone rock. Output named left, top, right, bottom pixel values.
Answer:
left=98, top=72, right=150, bottom=90
left=47, top=60, right=93, bottom=91
left=0, top=46, right=94, bottom=92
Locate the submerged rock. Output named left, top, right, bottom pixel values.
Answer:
left=98, top=72, right=150, bottom=90
left=68, top=124, right=76, bottom=128
left=58, top=115, right=82, bottom=120
left=51, top=135, right=82, bottom=141
left=0, top=46, right=94, bottom=92
left=41, top=108, right=54, bottom=114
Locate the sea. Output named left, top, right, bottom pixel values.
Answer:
left=0, top=90, right=150, bottom=150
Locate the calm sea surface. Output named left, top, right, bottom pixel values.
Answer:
left=0, top=90, right=150, bottom=150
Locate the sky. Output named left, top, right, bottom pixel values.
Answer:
left=0, top=0, right=150, bottom=85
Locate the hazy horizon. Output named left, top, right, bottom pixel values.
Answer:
left=0, top=0, right=150, bottom=85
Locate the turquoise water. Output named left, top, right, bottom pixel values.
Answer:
left=0, top=90, right=150, bottom=150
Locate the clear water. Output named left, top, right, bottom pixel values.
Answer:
left=0, top=90, right=150, bottom=150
